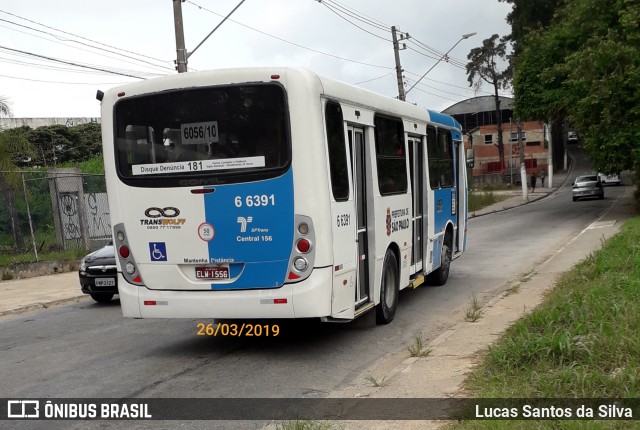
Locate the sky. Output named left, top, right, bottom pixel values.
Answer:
left=0, top=0, right=513, bottom=118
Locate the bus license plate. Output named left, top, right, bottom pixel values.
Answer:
left=95, top=278, right=116, bottom=287
left=195, top=266, right=229, bottom=279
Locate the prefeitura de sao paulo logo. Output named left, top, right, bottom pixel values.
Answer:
left=386, top=207, right=391, bottom=236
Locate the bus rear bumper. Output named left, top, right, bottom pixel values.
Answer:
left=118, top=266, right=333, bottom=319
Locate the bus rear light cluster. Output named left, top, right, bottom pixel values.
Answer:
left=285, top=215, right=316, bottom=284
left=113, top=223, right=145, bottom=287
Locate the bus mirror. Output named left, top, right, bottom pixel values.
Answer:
left=466, top=148, right=475, bottom=168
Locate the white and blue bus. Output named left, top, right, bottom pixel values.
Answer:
left=99, top=67, right=470, bottom=324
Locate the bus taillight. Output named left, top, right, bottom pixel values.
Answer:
left=296, top=239, right=311, bottom=253
left=119, top=245, right=130, bottom=258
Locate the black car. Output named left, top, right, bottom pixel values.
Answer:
left=79, top=244, right=118, bottom=303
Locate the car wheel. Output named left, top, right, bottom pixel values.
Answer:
left=572, top=197, right=577, bottom=202
left=90, top=293, right=114, bottom=303
left=375, top=249, right=399, bottom=325
left=427, top=234, right=452, bottom=286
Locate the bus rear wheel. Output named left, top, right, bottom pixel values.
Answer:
left=427, top=235, right=452, bottom=286
left=376, top=249, right=399, bottom=324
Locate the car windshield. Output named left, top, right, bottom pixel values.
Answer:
left=577, top=175, right=597, bottom=182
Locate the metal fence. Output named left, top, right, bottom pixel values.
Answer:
left=0, top=169, right=111, bottom=261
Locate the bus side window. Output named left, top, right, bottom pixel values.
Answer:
left=325, top=101, right=349, bottom=201
left=374, top=114, right=407, bottom=195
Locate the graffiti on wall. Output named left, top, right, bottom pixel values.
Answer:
left=57, top=192, right=110, bottom=241
left=85, top=193, right=111, bottom=239
left=59, top=192, right=81, bottom=240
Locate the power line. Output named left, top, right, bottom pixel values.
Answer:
left=317, top=1, right=390, bottom=42
left=402, top=68, right=491, bottom=94
left=186, top=0, right=394, bottom=70
left=408, top=35, right=467, bottom=67
left=320, top=0, right=390, bottom=32
left=404, top=44, right=440, bottom=61
left=0, top=45, right=146, bottom=79
left=0, top=21, right=173, bottom=74
left=402, top=78, right=460, bottom=102
left=0, top=54, right=108, bottom=75
left=0, top=73, right=129, bottom=85
left=405, top=45, right=467, bottom=70
left=0, top=47, right=164, bottom=79
left=404, top=76, right=473, bottom=99
left=0, top=8, right=173, bottom=69
left=324, top=0, right=390, bottom=29
left=186, top=0, right=479, bottom=100
left=353, top=72, right=392, bottom=85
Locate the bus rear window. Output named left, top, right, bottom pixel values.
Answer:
left=114, top=83, right=290, bottom=187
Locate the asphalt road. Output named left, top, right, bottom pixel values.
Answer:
left=1, top=147, right=632, bottom=429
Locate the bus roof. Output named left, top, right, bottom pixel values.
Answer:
left=101, top=67, right=461, bottom=131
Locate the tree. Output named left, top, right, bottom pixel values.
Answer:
left=0, top=96, right=11, bottom=118
left=512, top=0, right=640, bottom=177
left=0, top=101, right=34, bottom=252
left=466, top=34, right=510, bottom=170
left=499, top=0, right=561, bottom=53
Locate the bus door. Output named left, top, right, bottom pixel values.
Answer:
left=408, top=136, right=425, bottom=274
left=452, top=133, right=464, bottom=253
left=348, top=126, right=370, bottom=306
left=453, top=139, right=461, bottom=252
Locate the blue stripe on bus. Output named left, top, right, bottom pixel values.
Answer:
left=431, top=188, right=456, bottom=271
left=433, top=188, right=455, bottom=246
left=202, top=169, right=294, bottom=290
left=427, top=110, right=462, bottom=130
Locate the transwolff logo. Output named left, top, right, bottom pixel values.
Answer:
left=144, top=207, right=180, bottom=218
left=141, top=207, right=186, bottom=227
left=237, top=216, right=253, bottom=233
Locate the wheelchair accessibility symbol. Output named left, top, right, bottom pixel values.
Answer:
left=149, top=242, right=167, bottom=262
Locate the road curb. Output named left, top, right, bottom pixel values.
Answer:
left=0, top=295, right=89, bottom=318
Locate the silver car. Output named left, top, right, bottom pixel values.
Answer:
left=572, top=175, right=604, bottom=201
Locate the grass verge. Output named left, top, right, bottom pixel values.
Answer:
left=448, top=216, right=640, bottom=429
left=0, top=249, right=83, bottom=268
left=469, top=191, right=510, bottom=212
left=276, top=421, right=342, bottom=430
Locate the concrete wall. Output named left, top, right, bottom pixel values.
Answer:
left=2, top=259, right=79, bottom=280
left=0, top=117, right=100, bottom=130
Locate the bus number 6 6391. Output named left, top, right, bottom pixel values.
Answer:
left=234, top=195, right=275, bottom=207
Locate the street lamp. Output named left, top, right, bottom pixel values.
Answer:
left=405, top=32, right=477, bottom=97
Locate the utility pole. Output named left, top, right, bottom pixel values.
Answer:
left=173, top=0, right=188, bottom=73
left=546, top=121, right=553, bottom=188
left=391, top=26, right=406, bottom=101
left=517, top=121, right=528, bottom=201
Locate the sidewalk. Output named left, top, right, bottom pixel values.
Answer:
left=0, top=172, right=570, bottom=318
left=470, top=170, right=569, bottom=218
left=0, top=271, right=89, bottom=317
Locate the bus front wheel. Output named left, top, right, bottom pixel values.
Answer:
left=376, top=249, right=399, bottom=324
